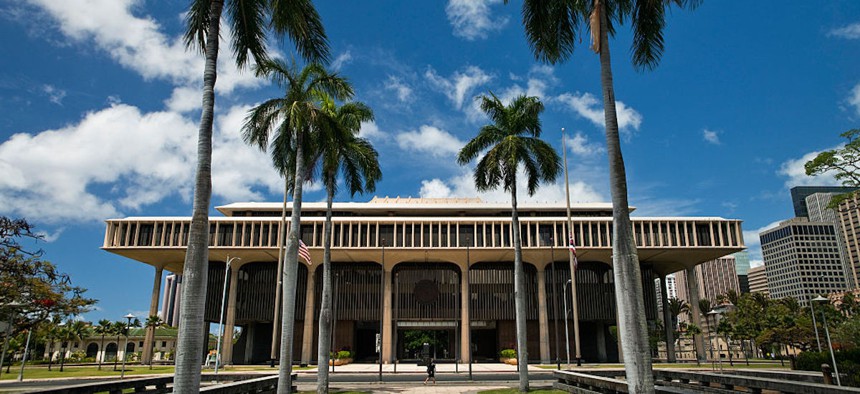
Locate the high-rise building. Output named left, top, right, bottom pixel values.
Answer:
left=790, top=186, right=858, bottom=218
left=838, top=193, right=860, bottom=290
left=734, top=251, right=751, bottom=293
left=748, top=266, right=768, bottom=295
left=674, top=255, right=741, bottom=305
left=160, top=274, right=182, bottom=327
left=806, top=192, right=856, bottom=289
left=759, top=218, right=848, bottom=306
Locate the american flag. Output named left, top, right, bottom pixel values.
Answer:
left=569, top=237, right=578, bottom=271
left=299, top=240, right=312, bottom=265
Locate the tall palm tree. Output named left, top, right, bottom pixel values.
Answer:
left=94, top=319, right=112, bottom=370
left=144, top=315, right=164, bottom=369
left=457, top=93, right=561, bottom=392
left=57, top=320, right=90, bottom=372
left=242, top=60, right=352, bottom=393
left=314, top=99, right=380, bottom=393
left=111, top=321, right=126, bottom=371
left=179, top=2, right=329, bottom=392
left=514, top=1, right=700, bottom=391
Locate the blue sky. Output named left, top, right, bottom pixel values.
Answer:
left=1, top=1, right=859, bottom=322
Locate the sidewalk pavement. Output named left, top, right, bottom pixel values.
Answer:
left=304, top=361, right=545, bottom=374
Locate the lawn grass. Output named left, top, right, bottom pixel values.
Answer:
left=0, top=365, right=176, bottom=380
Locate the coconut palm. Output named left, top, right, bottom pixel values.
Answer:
left=93, top=319, right=112, bottom=370
left=57, top=320, right=90, bottom=372
left=242, top=60, right=352, bottom=393
left=144, top=315, right=164, bottom=369
left=457, top=93, right=561, bottom=392
left=179, top=2, right=329, bottom=391
left=314, top=99, right=380, bottom=393
left=111, top=321, right=126, bottom=371
left=513, top=1, right=700, bottom=391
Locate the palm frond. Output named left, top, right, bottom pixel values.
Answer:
left=631, top=0, right=666, bottom=71
left=521, top=0, right=580, bottom=64
left=227, top=0, right=269, bottom=68
left=183, top=0, right=212, bottom=54
left=270, top=0, right=331, bottom=64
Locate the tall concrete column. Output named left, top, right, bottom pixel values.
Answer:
left=300, top=266, right=317, bottom=364
left=686, top=267, right=706, bottom=362
left=381, top=268, right=393, bottom=363
left=537, top=268, right=551, bottom=363
left=659, top=274, right=676, bottom=362
left=222, top=264, right=241, bottom=365
left=460, top=263, right=471, bottom=363
left=142, top=266, right=163, bottom=364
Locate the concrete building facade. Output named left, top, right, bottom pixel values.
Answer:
left=759, top=218, right=848, bottom=306
left=748, top=265, right=768, bottom=296
left=103, top=197, right=744, bottom=365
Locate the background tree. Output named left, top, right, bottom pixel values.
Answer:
left=511, top=1, right=702, bottom=391
left=144, top=315, right=164, bottom=369
left=457, top=93, right=561, bottom=392
left=178, top=1, right=330, bottom=391
left=94, top=319, right=112, bottom=370
left=57, top=320, right=90, bottom=372
left=242, top=60, right=352, bottom=393
left=314, top=98, right=379, bottom=393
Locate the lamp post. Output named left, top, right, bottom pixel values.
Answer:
left=120, top=313, right=135, bottom=379
left=550, top=240, right=560, bottom=370
left=813, top=295, right=840, bottom=386
left=17, top=327, right=32, bottom=381
left=215, top=255, right=240, bottom=374
left=562, top=279, right=572, bottom=368
left=809, top=295, right=822, bottom=352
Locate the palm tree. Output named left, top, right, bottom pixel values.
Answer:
left=179, top=2, right=330, bottom=392
left=111, top=321, right=126, bottom=371
left=57, top=320, right=90, bottom=372
left=44, top=321, right=61, bottom=371
left=513, top=1, right=700, bottom=391
left=314, top=99, right=380, bottom=393
left=93, top=319, right=112, bottom=370
left=144, top=315, right=164, bottom=369
left=457, top=93, right=561, bottom=392
left=242, top=60, right=352, bottom=393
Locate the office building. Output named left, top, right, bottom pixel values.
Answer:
left=103, top=197, right=744, bottom=364
left=748, top=266, right=768, bottom=296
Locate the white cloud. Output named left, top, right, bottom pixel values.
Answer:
left=384, top=76, right=413, bottom=103
left=396, top=125, right=464, bottom=158
left=164, top=86, right=201, bottom=113
left=425, top=66, right=493, bottom=109
left=778, top=148, right=841, bottom=188
left=848, top=83, right=860, bottom=116
left=556, top=92, right=642, bottom=139
left=419, top=168, right=603, bottom=204
left=830, top=23, right=860, bottom=39
left=27, top=0, right=261, bottom=94
left=445, top=0, right=508, bottom=41
left=703, top=129, right=721, bottom=145
left=566, top=132, right=603, bottom=157
left=0, top=103, right=284, bottom=224
left=331, top=50, right=353, bottom=71
left=42, top=84, right=66, bottom=105
left=358, top=121, right=386, bottom=141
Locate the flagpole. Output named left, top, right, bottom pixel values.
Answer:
left=562, top=128, right=582, bottom=366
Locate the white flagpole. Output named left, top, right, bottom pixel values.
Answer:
left=562, top=128, right=582, bottom=366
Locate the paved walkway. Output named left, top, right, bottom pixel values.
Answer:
left=308, top=361, right=542, bottom=374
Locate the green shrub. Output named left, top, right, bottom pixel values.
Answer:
left=499, top=349, right=517, bottom=359
left=796, top=349, right=860, bottom=386
left=335, top=350, right=353, bottom=360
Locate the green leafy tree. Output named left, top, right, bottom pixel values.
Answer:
left=93, top=319, right=112, bottom=369
left=144, top=315, right=164, bottom=369
left=805, top=129, right=860, bottom=193
left=314, top=98, right=380, bottom=393
left=242, top=60, right=352, bottom=392
left=457, top=93, right=561, bottom=391
left=179, top=1, right=330, bottom=391
left=510, top=1, right=701, bottom=391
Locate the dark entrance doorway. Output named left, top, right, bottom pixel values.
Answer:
left=471, top=328, right=497, bottom=361
left=354, top=323, right=379, bottom=362
left=397, top=329, right=454, bottom=361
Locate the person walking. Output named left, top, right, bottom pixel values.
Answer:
left=423, top=358, right=436, bottom=385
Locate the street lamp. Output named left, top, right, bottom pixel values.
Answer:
left=813, top=295, right=841, bottom=386
left=216, top=256, right=240, bottom=374
left=563, top=279, right=572, bottom=368
left=120, top=313, right=135, bottom=379
left=809, top=295, right=823, bottom=352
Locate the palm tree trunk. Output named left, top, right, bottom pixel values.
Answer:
left=98, top=336, right=104, bottom=370
left=278, top=129, right=306, bottom=394
left=596, top=2, right=654, bottom=393
left=510, top=185, right=529, bottom=392
left=271, top=185, right=289, bottom=361
left=317, top=178, right=335, bottom=393
left=174, top=1, right=222, bottom=392
left=114, top=335, right=121, bottom=371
